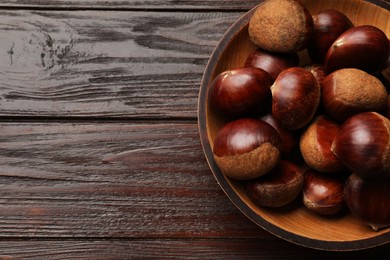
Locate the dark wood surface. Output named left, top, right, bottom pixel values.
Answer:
left=0, top=1, right=260, bottom=10
left=0, top=1, right=389, bottom=259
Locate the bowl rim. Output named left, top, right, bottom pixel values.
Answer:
left=197, top=0, right=390, bottom=251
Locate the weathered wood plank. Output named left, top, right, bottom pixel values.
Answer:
left=0, top=0, right=389, bottom=12
left=0, top=122, right=268, bottom=238
left=0, top=0, right=259, bottom=10
left=0, top=239, right=389, bottom=259
left=0, top=11, right=243, bottom=119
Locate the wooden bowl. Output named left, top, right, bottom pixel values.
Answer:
left=198, top=0, right=390, bottom=251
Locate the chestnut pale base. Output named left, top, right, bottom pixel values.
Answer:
left=198, top=0, right=390, bottom=251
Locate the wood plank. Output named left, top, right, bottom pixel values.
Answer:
left=0, top=239, right=389, bottom=259
left=0, top=11, right=243, bottom=119
left=0, top=121, right=267, bottom=238
left=0, top=0, right=388, bottom=12
left=0, top=0, right=259, bottom=10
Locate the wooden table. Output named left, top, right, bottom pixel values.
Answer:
left=1, top=0, right=389, bottom=258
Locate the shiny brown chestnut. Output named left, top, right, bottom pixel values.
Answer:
left=331, top=112, right=390, bottom=179
left=325, top=25, right=390, bottom=73
left=308, top=9, right=353, bottom=63
left=245, top=48, right=299, bottom=81
left=303, top=169, right=346, bottom=215
left=209, top=67, right=272, bottom=118
left=271, top=67, right=321, bottom=130
left=246, top=160, right=304, bottom=208
left=344, top=173, right=390, bottom=231
left=321, top=68, right=387, bottom=121
left=213, top=118, right=282, bottom=180
left=248, top=0, right=314, bottom=53
left=300, top=115, right=346, bottom=173
left=260, top=114, right=298, bottom=156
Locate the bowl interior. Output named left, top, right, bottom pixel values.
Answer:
left=199, top=0, right=390, bottom=251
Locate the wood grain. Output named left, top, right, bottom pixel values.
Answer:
left=0, top=0, right=388, bottom=11
left=0, top=0, right=260, bottom=10
left=0, top=239, right=390, bottom=259
left=0, top=122, right=267, bottom=238
left=0, top=10, right=242, bottom=119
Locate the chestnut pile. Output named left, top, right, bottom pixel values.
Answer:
left=209, top=0, right=390, bottom=231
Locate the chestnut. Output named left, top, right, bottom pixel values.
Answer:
left=325, top=25, right=390, bottom=73
left=213, top=118, right=282, bottom=180
left=308, top=9, right=353, bottom=63
left=331, top=112, right=390, bottom=179
left=246, top=160, right=304, bottom=208
left=245, top=48, right=299, bottom=81
left=300, top=115, right=346, bottom=173
left=344, top=173, right=390, bottom=231
left=260, top=114, right=298, bottom=156
left=271, top=67, right=321, bottom=130
left=208, top=67, right=272, bottom=118
left=303, top=169, right=346, bottom=216
left=321, top=68, right=387, bottom=121
left=248, top=0, right=314, bottom=53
